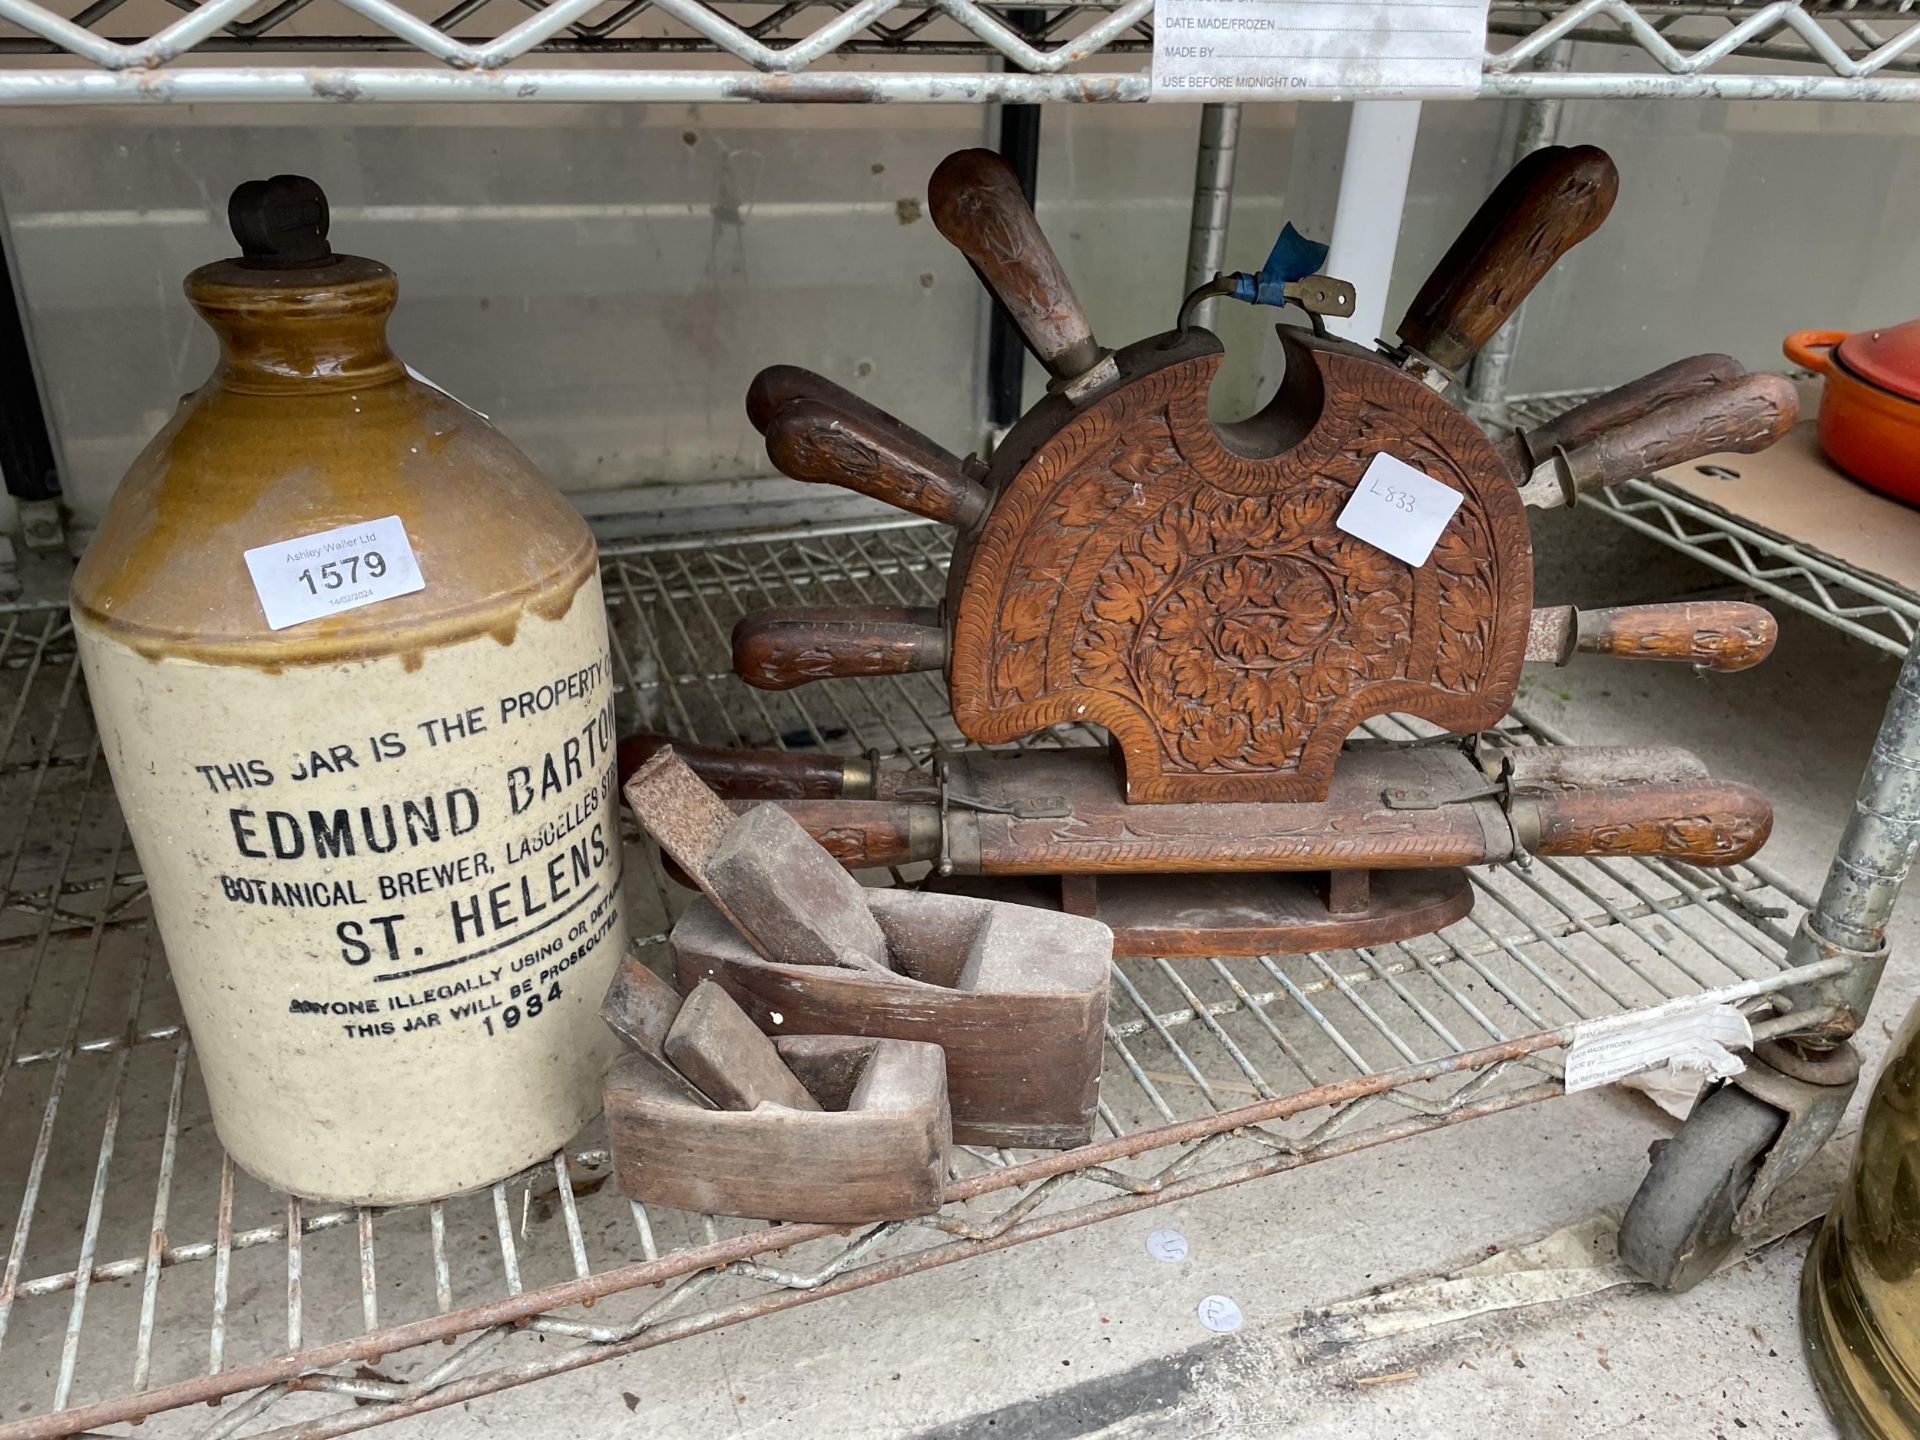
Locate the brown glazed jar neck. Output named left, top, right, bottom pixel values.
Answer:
left=185, top=252, right=405, bottom=395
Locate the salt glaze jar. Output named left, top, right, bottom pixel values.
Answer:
left=70, top=176, right=628, bottom=1205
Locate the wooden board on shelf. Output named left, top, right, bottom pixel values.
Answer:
left=1656, top=404, right=1920, bottom=597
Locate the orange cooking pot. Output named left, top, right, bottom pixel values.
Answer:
left=1784, top=320, right=1920, bottom=505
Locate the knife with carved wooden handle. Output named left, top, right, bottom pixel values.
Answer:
left=928, top=148, right=1119, bottom=402
left=755, top=388, right=990, bottom=528
left=616, top=733, right=896, bottom=801
left=731, top=599, right=1778, bottom=693
left=1525, top=602, right=1777, bottom=671
left=612, top=739, right=1768, bottom=874
left=724, top=772, right=1771, bottom=873
left=1498, top=353, right=1747, bottom=480
left=744, top=365, right=963, bottom=456
left=1390, top=145, right=1620, bottom=390
left=733, top=608, right=946, bottom=691
left=1516, top=372, right=1798, bottom=509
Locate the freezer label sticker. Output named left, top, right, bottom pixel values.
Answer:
left=245, top=515, right=425, bottom=630
left=1150, top=0, right=1492, bottom=99
left=1335, top=453, right=1465, bottom=568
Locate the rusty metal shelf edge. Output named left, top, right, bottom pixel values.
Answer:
left=0, top=955, right=1844, bottom=1440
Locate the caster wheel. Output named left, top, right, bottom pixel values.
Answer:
left=1618, top=1085, right=1786, bottom=1293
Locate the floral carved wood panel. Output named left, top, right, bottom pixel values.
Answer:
left=948, top=332, right=1532, bottom=804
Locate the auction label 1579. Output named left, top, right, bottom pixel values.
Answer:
left=244, top=514, right=426, bottom=630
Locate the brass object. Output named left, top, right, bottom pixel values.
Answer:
left=1803, top=1000, right=1920, bottom=1438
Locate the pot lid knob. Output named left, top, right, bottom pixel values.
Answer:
left=228, top=175, right=334, bottom=268
left=1836, top=319, right=1920, bottom=404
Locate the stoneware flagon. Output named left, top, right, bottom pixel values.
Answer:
left=69, top=176, right=629, bottom=1205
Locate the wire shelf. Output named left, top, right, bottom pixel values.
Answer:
left=1507, top=391, right=1920, bottom=659
left=0, top=518, right=1838, bottom=1439
left=0, top=0, right=1917, bottom=102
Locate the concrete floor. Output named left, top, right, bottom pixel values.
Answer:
left=418, top=566, right=1912, bottom=1436
left=6, top=531, right=1909, bottom=1439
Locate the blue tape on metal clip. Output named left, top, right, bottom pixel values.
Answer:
left=1226, top=223, right=1330, bottom=308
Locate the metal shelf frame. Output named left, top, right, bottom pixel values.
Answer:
left=0, top=8, right=1915, bottom=1427
left=0, top=520, right=1847, bottom=1440
left=0, top=0, right=1917, bottom=103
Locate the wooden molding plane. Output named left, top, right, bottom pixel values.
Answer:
left=673, top=888, right=1111, bottom=1150
left=605, top=1034, right=951, bottom=1223
left=599, top=949, right=953, bottom=1223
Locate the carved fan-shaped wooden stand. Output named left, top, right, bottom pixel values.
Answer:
left=635, top=145, right=1797, bottom=958
left=943, top=326, right=1529, bottom=805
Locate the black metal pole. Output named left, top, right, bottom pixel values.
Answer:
left=985, top=9, right=1045, bottom=430
left=0, top=237, right=58, bottom=504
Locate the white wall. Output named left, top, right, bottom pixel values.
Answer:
left=3, top=72, right=1917, bottom=531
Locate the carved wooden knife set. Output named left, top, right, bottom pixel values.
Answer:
left=619, top=141, right=1792, bottom=964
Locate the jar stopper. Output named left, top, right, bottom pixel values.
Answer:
left=227, top=175, right=334, bottom=268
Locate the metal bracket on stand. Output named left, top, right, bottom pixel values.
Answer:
left=1380, top=777, right=1508, bottom=811
left=1173, top=224, right=1356, bottom=340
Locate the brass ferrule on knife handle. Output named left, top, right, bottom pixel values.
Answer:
left=1528, top=371, right=1799, bottom=508
left=762, top=396, right=990, bottom=529
left=1395, top=145, right=1620, bottom=382
left=1526, top=601, right=1779, bottom=672
left=616, top=732, right=883, bottom=801
left=928, top=149, right=1116, bottom=399
left=733, top=607, right=948, bottom=692
left=1498, top=353, right=1747, bottom=479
